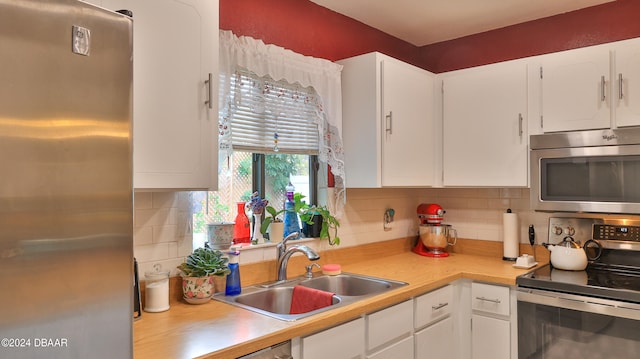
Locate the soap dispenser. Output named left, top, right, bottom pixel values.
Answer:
left=225, top=249, right=241, bottom=296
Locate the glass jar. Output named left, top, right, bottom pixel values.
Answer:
left=144, top=265, right=170, bottom=313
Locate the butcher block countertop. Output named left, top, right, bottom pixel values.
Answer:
left=133, top=238, right=547, bottom=359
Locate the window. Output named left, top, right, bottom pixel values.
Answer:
left=192, top=69, right=323, bottom=247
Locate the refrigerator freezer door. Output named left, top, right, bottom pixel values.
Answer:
left=0, top=1, right=133, bottom=358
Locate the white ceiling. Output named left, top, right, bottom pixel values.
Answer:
left=309, top=0, right=615, bottom=46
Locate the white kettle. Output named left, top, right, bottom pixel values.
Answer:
left=544, top=236, right=591, bottom=271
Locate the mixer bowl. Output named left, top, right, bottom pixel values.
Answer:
left=419, top=224, right=457, bottom=253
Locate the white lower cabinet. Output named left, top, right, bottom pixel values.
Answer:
left=367, top=335, right=414, bottom=359
left=471, top=314, right=510, bottom=359
left=414, top=284, right=455, bottom=359
left=301, top=317, right=365, bottom=359
left=470, top=282, right=513, bottom=359
left=366, top=300, right=414, bottom=354
left=299, top=300, right=414, bottom=359
left=296, top=280, right=517, bottom=359
left=415, top=316, right=454, bottom=359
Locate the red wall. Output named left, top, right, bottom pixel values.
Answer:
left=219, top=0, right=420, bottom=67
left=220, top=0, right=640, bottom=73
left=420, top=0, right=640, bottom=73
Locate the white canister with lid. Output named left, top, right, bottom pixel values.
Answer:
left=144, top=264, right=170, bottom=312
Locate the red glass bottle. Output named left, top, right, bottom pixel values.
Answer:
left=233, top=202, right=251, bottom=244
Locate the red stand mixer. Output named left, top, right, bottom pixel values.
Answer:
left=414, top=203, right=457, bottom=257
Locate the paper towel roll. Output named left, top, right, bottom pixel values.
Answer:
left=503, top=210, right=519, bottom=261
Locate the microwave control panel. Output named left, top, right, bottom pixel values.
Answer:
left=593, top=224, right=640, bottom=242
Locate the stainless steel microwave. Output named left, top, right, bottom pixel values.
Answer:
left=530, top=127, right=640, bottom=214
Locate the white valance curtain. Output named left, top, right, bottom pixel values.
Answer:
left=218, top=30, right=346, bottom=216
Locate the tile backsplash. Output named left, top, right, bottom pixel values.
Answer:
left=133, top=188, right=551, bottom=277
left=134, top=191, right=193, bottom=278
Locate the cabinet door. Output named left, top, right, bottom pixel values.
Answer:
left=471, top=314, right=510, bottom=359
left=415, top=316, right=454, bottom=359
left=614, top=39, right=640, bottom=127
left=366, top=300, right=413, bottom=353
left=415, top=285, right=453, bottom=329
left=367, top=335, right=413, bottom=359
left=381, top=58, right=435, bottom=186
left=302, top=317, right=364, bottom=359
left=471, top=282, right=510, bottom=317
left=442, top=61, right=528, bottom=186
left=101, top=0, right=218, bottom=190
left=540, top=46, right=610, bottom=132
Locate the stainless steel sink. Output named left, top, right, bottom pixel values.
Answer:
left=213, top=272, right=407, bottom=321
left=299, top=274, right=401, bottom=296
left=234, top=286, right=341, bottom=315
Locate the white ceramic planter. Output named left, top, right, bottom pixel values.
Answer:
left=269, top=221, right=284, bottom=243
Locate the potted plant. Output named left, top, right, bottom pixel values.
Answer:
left=260, top=205, right=285, bottom=242
left=295, top=193, right=341, bottom=246
left=177, top=244, right=230, bottom=304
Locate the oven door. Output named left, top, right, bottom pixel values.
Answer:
left=517, top=289, right=640, bottom=359
left=530, top=145, right=640, bottom=213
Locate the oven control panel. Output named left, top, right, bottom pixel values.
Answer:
left=548, top=217, right=601, bottom=245
left=593, top=224, right=640, bottom=242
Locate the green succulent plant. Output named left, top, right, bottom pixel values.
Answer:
left=177, top=244, right=230, bottom=277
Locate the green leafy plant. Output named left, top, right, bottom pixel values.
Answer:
left=260, top=205, right=285, bottom=235
left=295, top=193, right=341, bottom=246
left=177, top=243, right=230, bottom=277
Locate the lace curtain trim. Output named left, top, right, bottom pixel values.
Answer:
left=218, top=30, right=346, bottom=217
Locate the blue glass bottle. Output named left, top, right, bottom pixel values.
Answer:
left=283, top=201, right=300, bottom=238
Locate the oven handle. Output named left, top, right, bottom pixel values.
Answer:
left=517, top=288, right=640, bottom=321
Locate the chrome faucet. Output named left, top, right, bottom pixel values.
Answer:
left=276, top=232, right=320, bottom=281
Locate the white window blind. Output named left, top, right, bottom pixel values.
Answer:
left=227, top=69, right=321, bottom=155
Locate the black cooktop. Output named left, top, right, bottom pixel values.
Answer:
left=517, top=263, right=640, bottom=304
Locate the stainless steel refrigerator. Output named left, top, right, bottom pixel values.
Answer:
left=0, top=1, right=134, bottom=358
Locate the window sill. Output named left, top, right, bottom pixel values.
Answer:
left=233, top=237, right=320, bottom=264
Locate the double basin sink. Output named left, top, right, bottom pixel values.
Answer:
left=213, top=273, right=407, bottom=321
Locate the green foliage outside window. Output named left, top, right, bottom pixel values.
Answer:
left=193, top=193, right=230, bottom=234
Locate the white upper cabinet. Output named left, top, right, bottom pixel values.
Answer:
left=441, top=60, right=528, bottom=187
left=613, top=38, right=640, bottom=127
left=339, top=52, right=437, bottom=188
left=536, top=38, right=640, bottom=132
left=96, top=0, right=218, bottom=190
left=538, top=44, right=611, bottom=132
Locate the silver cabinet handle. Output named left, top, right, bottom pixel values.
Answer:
left=475, top=296, right=501, bottom=304
left=601, top=75, right=606, bottom=102
left=432, top=302, right=449, bottom=311
left=518, top=113, right=523, bottom=139
left=385, top=111, right=393, bottom=134
left=205, top=73, right=213, bottom=109
left=619, top=73, right=624, bottom=100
